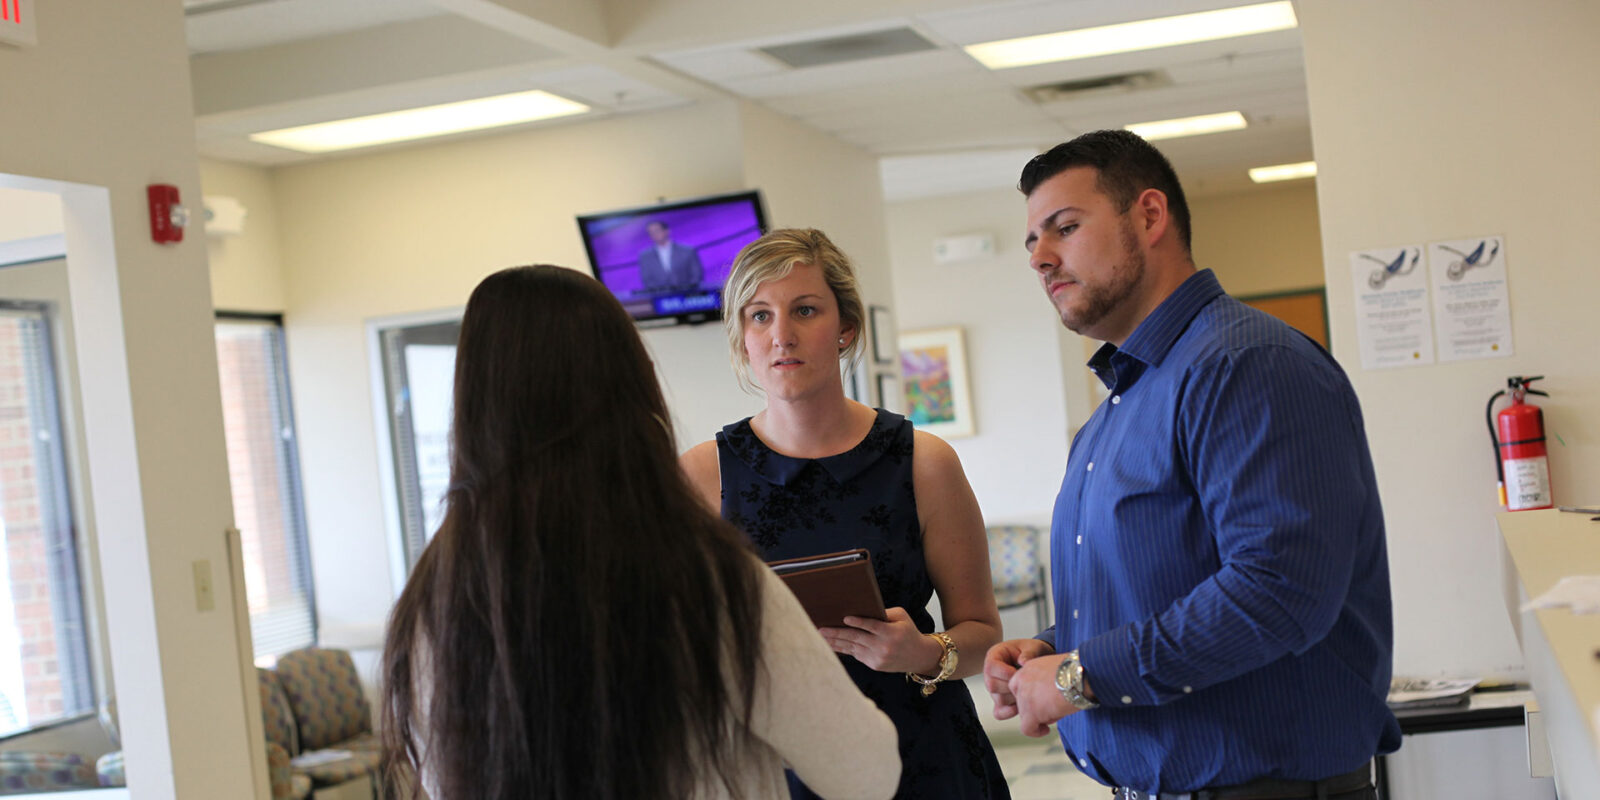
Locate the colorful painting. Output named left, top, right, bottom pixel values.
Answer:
left=897, top=327, right=974, bottom=438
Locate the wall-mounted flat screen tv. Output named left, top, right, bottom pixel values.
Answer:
left=576, top=189, right=768, bottom=325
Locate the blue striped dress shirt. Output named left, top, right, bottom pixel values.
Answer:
left=1042, top=269, right=1401, bottom=793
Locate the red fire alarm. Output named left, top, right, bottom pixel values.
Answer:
left=147, top=184, right=188, bottom=244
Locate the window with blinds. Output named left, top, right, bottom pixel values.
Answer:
left=214, top=315, right=316, bottom=659
left=377, top=320, right=460, bottom=573
left=0, top=301, right=94, bottom=736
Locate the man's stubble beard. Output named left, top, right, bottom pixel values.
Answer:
left=1061, top=217, right=1146, bottom=337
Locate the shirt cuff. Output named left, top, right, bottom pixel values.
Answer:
left=1034, top=625, right=1057, bottom=649
left=1077, top=627, right=1151, bottom=707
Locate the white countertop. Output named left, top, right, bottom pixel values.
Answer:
left=1499, top=508, right=1600, bottom=796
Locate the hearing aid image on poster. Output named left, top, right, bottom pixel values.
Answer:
left=1350, top=244, right=1434, bottom=370
left=1428, top=235, right=1514, bottom=363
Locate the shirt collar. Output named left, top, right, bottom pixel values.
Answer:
left=1084, top=269, right=1224, bottom=389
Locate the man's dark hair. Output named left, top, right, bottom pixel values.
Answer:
left=1019, top=129, right=1192, bottom=253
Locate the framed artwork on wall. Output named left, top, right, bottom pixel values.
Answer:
left=869, top=305, right=896, bottom=365
left=897, top=327, right=974, bottom=438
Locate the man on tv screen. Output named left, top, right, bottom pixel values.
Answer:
left=637, top=220, right=705, bottom=294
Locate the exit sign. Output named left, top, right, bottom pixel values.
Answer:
left=0, top=0, right=36, bottom=48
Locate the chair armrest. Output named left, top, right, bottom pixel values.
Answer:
left=266, top=742, right=297, bottom=800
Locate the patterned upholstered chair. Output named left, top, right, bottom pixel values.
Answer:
left=94, top=750, right=123, bottom=788
left=259, top=668, right=314, bottom=800
left=272, top=648, right=382, bottom=790
left=96, top=675, right=316, bottom=799
left=0, top=752, right=98, bottom=794
left=985, top=525, right=1051, bottom=632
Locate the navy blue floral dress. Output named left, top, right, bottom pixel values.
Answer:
left=716, top=409, right=1010, bottom=800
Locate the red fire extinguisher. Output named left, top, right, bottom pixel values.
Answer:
left=1486, top=376, right=1553, bottom=511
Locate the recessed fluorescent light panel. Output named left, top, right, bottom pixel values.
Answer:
left=1249, top=161, right=1317, bottom=183
left=249, top=90, right=590, bottom=153
left=1125, top=111, right=1247, bottom=141
left=965, top=1, right=1298, bottom=70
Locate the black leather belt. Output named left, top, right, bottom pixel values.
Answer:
left=1113, top=763, right=1373, bottom=800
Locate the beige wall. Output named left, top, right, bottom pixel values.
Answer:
left=202, top=160, right=288, bottom=312
left=1300, top=0, right=1600, bottom=678
left=738, top=101, right=895, bottom=310
left=0, top=188, right=65, bottom=242
left=258, top=99, right=897, bottom=635
left=885, top=186, right=1074, bottom=528
left=1190, top=182, right=1323, bottom=298
left=0, top=0, right=259, bottom=795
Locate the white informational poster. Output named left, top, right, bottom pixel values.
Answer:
left=1349, top=245, right=1434, bottom=369
left=1428, top=235, right=1513, bottom=362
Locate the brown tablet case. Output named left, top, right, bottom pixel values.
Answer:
left=766, top=548, right=887, bottom=628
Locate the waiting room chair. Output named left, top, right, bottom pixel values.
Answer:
left=985, top=525, right=1051, bottom=633
left=0, top=751, right=98, bottom=794
left=259, top=668, right=315, bottom=799
left=98, top=654, right=381, bottom=799
left=272, top=647, right=383, bottom=790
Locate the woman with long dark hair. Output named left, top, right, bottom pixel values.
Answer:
left=682, top=230, right=1010, bottom=799
left=381, top=265, right=899, bottom=800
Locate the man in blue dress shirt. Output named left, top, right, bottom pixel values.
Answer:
left=982, top=130, right=1400, bottom=800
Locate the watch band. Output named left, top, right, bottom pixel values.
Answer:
left=906, top=632, right=958, bottom=696
left=1055, top=650, right=1098, bottom=710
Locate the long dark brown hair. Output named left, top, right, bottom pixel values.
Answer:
left=380, top=265, right=765, bottom=799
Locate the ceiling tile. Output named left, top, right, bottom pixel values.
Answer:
left=719, top=50, right=981, bottom=99
left=186, top=0, right=445, bottom=54
left=879, top=147, right=1040, bottom=201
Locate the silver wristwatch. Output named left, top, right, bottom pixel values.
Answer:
left=1055, top=650, right=1098, bottom=710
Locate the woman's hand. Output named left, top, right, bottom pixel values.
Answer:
left=819, top=607, right=944, bottom=674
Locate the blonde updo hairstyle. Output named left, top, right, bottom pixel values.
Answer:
left=723, top=228, right=866, bottom=394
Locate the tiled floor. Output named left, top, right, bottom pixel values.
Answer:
left=965, top=676, right=1111, bottom=800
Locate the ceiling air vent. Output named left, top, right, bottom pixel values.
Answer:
left=759, top=27, right=938, bottom=69
left=1022, top=71, right=1171, bottom=104
left=184, top=0, right=285, bottom=17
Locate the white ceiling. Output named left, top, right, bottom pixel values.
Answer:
left=185, top=0, right=1315, bottom=199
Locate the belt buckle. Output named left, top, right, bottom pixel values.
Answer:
left=1117, top=790, right=1192, bottom=800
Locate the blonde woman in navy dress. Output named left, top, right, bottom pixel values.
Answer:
left=682, top=228, right=1010, bottom=799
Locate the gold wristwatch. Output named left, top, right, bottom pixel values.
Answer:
left=907, top=632, right=958, bottom=696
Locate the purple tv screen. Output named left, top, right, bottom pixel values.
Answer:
left=577, top=190, right=768, bottom=324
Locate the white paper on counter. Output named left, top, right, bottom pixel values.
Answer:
left=1522, top=575, right=1600, bottom=614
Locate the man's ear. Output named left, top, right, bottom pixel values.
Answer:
left=1133, top=188, right=1171, bottom=248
